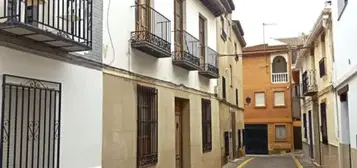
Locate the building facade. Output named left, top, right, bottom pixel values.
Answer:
left=101, top=0, right=238, bottom=168
left=243, top=44, right=294, bottom=154
left=0, top=0, right=103, bottom=167
left=294, top=8, right=339, bottom=168
left=216, top=10, right=246, bottom=164
left=332, top=0, right=357, bottom=167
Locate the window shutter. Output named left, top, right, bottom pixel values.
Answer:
left=274, top=92, right=285, bottom=106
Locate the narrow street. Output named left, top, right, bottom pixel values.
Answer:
left=223, top=153, right=316, bottom=168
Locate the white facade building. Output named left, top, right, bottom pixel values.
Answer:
left=332, top=0, right=357, bottom=167
left=102, top=0, right=219, bottom=93
left=0, top=0, right=103, bottom=167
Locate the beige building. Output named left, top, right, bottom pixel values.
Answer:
left=216, top=12, right=246, bottom=165
left=294, top=8, right=339, bottom=168
left=101, top=0, right=235, bottom=168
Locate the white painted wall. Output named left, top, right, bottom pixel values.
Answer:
left=102, top=0, right=217, bottom=93
left=332, top=0, right=357, bottom=148
left=0, top=46, right=103, bottom=168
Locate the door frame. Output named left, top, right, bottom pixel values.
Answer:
left=308, top=110, right=314, bottom=158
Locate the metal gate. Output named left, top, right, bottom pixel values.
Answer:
left=0, top=75, right=61, bottom=168
left=245, top=124, right=268, bottom=155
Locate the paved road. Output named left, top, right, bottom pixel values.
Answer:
left=223, top=154, right=314, bottom=168
left=243, top=156, right=298, bottom=168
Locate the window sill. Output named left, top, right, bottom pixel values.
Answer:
left=274, top=105, right=286, bottom=108
left=275, top=139, right=288, bottom=142
left=255, top=105, right=266, bottom=109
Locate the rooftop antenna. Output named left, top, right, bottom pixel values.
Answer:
left=262, top=22, right=277, bottom=51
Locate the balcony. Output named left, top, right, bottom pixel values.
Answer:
left=131, top=4, right=171, bottom=58
left=199, top=46, right=219, bottom=78
left=0, top=0, right=92, bottom=52
left=272, top=72, right=288, bottom=83
left=302, top=70, right=317, bottom=96
left=172, top=30, right=200, bottom=70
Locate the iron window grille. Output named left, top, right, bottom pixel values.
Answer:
left=302, top=70, right=317, bottom=95
left=0, top=0, right=93, bottom=49
left=0, top=74, right=61, bottom=168
left=136, top=85, right=158, bottom=167
left=201, top=99, right=212, bottom=153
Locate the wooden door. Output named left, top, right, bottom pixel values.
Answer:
left=199, top=16, right=205, bottom=67
left=136, top=0, right=151, bottom=32
left=174, top=0, right=183, bottom=58
left=175, top=99, right=182, bottom=168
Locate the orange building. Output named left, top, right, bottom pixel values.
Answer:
left=242, top=43, right=296, bottom=154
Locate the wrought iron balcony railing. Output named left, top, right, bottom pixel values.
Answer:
left=172, top=30, right=200, bottom=70
left=199, top=46, right=219, bottom=78
left=0, top=0, right=92, bottom=52
left=131, top=4, right=171, bottom=58
left=302, top=70, right=317, bottom=96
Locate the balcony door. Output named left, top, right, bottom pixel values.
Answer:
left=199, top=16, right=206, bottom=68
left=174, top=0, right=183, bottom=58
left=135, top=0, right=151, bottom=32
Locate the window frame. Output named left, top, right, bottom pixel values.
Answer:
left=320, top=101, right=328, bottom=145
left=319, top=57, right=326, bottom=77
left=137, top=85, right=158, bottom=167
left=254, top=92, right=266, bottom=108
left=222, top=76, right=226, bottom=100
left=273, top=91, right=286, bottom=107
left=275, top=124, right=288, bottom=141
left=220, top=16, right=227, bottom=41
left=202, top=99, right=212, bottom=153
left=235, top=89, right=239, bottom=106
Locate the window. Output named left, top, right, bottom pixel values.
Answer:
left=137, top=85, right=158, bottom=167
left=238, top=129, right=241, bottom=148
left=338, top=0, right=348, bottom=20
left=319, top=58, right=326, bottom=77
left=242, top=129, right=245, bottom=146
left=230, top=65, right=233, bottom=87
left=254, top=92, right=265, bottom=107
left=275, top=125, right=287, bottom=141
left=202, top=99, right=212, bottom=152
left=224, top=131, right=229, bottom=156
left=274, top=91, right=285, bottom=106
left=199, top=16, right=206, bottom=64
left=310, top=46, right=315, bottom=56
left=221, top=16, right=226, bottom=41
left=303, top=113, right=307, bottom=138
left=272, top=56, right=287, bottom=73
left=235, top=89, right=239, bottom=106
left=222, top=77, right=226, bottom=99
left=320, top=102, right=328, bottom=144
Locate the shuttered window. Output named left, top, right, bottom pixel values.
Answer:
left=254, top=92, right=265, bottom=107
left=202, top=99, right=212, bottom=152
left=275, top=125, right=287, bottom=141
left=137, top=85, right=158, bottom=167
left=274, top=91, right=285, bottom=106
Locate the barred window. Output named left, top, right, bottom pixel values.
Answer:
left=137, top=85, right=158, bottom=167
left=202, top=99, right=212, bottom=152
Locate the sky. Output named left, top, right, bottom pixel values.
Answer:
left=232, top=0, right=328, bottom=46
